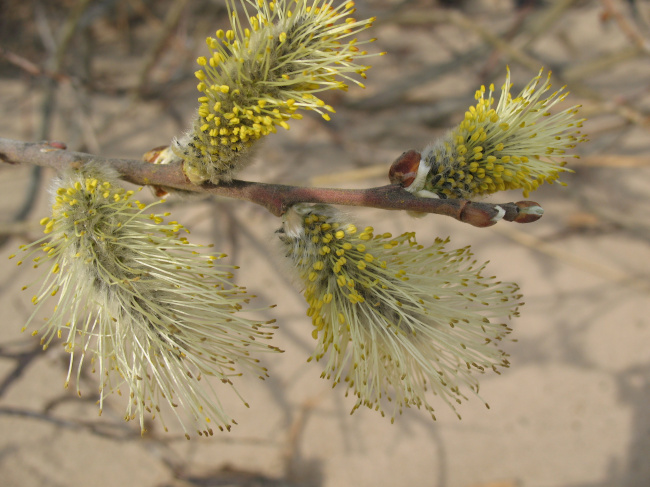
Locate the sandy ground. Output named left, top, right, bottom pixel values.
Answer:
left=1, top=1, right=650, bottom=486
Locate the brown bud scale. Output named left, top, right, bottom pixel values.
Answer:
left=389, top=150, right=421, bottom=187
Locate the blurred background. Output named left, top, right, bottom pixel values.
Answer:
left=1, top=0, right=650, bottom=486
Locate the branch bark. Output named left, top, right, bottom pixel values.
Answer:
left=0, top=137, right=543, bottom=228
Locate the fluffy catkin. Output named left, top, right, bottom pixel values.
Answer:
left=174, top=0, right=378, bottom=184
left=13, top=163, right=281, bottom=437
left=278, top=204, right=522, bottom=421
left=406, top=68, right=587, bottom=199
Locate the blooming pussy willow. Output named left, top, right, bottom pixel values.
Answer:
left=11, top=163, right=281, bottom=438
left=390, top=68, right=587, bottom=199
left=174, top=0, right=377, bottom=184
left=278, top=204, right=522, bottom=421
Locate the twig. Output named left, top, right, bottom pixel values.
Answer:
left=444, top=9, right=541, bottom=72
left=569, top=79, right=650, bottom=126
left=0, top=343, right=42, bottom=398
left=133, top=0, right=190, bottom=97
left=601, top=0, right=650, bottom=52
left=0, top=48, right=69, bottom=82
left=350, top=45, right=488, bottom=111
left=562, top=46, right=643, bottom=82
left=0, top=406, right=138, bottom=440
left=518, top=0, right=582, bottom=51
left=477, top=0, right=538, bottom=78
left=0, top=138, right=543, bottom=228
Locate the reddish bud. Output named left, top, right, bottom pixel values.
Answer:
left=47, top=141, right=67, bottom=150
left=388, top=150, right=421, bottom=187
left=514, top=201, right=544, bottom=223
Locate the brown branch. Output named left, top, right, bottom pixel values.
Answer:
left=601, top=0, right=650, bottom=53
left=133, top=0, right=190, bottom=97
left=0, top=138, right=543, bottom=228
left=0, top=48, right=69, bottom=82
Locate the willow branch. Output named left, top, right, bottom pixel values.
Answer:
left=0, top=138, right=543, bottom=228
